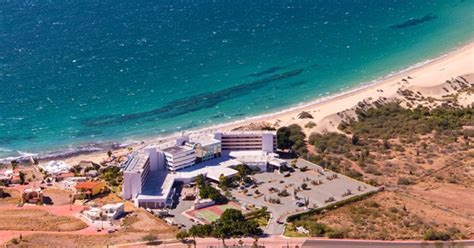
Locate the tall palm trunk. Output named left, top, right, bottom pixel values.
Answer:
left=221, top=237, right=226, bottom=247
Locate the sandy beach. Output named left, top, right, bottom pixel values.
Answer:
left=218, top=42, right=474, bottom=133
left=28, top=41, right=474, bottom=166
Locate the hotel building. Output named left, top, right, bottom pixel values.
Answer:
left=122, top=131, right=285, bottom=209
left=162, top=146, right=196, bottom=172
left=121, top=151, right=152, bottom=201
left=214, top=131, right=276, bottom=152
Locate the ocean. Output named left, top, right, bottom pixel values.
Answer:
left=1, top=0, right=473, bottom=160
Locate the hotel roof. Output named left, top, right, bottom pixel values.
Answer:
left=190, top=135, right=221, bottom=147
left=216, top=131, right=276, bottom=135
left=138, top=156, right=239, bottom=201
left=123, top=151, right=149, bottom=173
left=162, top=145, right=193, bottom=154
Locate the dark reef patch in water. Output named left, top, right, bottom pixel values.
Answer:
left=82, top=69, right=305, bottom=127
left=390, top=15, right=436, bottom=29
left=211, top=113, right=226, bottom=119
left=249, top=66, right=286, bottom=77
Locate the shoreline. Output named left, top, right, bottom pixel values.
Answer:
left=2, top=41, right=474, bottom=165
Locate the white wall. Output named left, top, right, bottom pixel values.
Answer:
left=175, top=136, right=189, bottom=146
left=122, top=171, right=142, bottom=200
left=261, top=133, right=275, bottom=152
left=145, top=147, right=158, bottom=172
left=157, top=150, right=166, bottom=171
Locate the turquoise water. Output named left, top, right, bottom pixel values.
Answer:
left=1, top=0, right=473, bottom=159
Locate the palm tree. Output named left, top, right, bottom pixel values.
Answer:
left=11, top=160, right=18, bottom=171
left=99, top=211, right=104, bottom=230
left=69, top=194, right=73, bottom=210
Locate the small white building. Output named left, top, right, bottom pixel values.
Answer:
left=40, top=161, right=71, bottom=175
left=82, top=207, right=102, bottom=221
left=82, top=203, right=125, bottom=221
left=102, top=203, right=125, bottom=220
left=193, top=198, right=215, bottom=210
left=59, top=177, right=87, bottom=191
left=2, top=169, right=14, bottom=177
left=85, top=170, right=98, bottom=177
left=0, top=170, right=15, bottom=184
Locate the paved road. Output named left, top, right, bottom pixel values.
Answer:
left=265, top=213, right=285, bottom=235
left=154, top=236, right=474, bottom=248
left=301, top=239, right=474, bottom=248
left=169, top=199, right=195, bottom=229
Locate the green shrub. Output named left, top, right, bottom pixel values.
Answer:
left=298, top=111, right=314, bottom=119
left=10, top=238, right=19, bottom=245
left=327, top=228, right=347, bottom=238
left=342, top=102, right=473, bottom=140
left=277, top=124, right=307, bottom=156
left=423, top=229, right=451, bottom=241
left=294, top=221, right=330, bottom=237
left=397, top=177, right=412, bottom=185
left=143, top=234, right=158, bottom=244
left=309, top=132, right=351, bottom=154
left=305, top=121, right=317, bottom=129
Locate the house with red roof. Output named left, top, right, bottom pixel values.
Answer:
left=54, top=172, right=75, bottom=182
left=74, top=181, right=106, bottom=199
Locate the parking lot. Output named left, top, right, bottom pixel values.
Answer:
left=230, top=159, right=378, bottom=234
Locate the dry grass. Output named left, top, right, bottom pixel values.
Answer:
left=15, top=230, right=174, bottom=247
left=121, top=202, right=176, bottom=233
left=300, top=131, right=474, bottom=240
left=43, top=188, right=73, bottom=206
left=313, top=191, right=472, bottom=240
left=92, top=192, right=123, bottom=206
left=15, top=202, right=177, bottom=247
left=0, top=188, right=21, bottom=205
left=0, top=209, right=87, bottom=232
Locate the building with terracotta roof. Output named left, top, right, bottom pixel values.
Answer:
left=54, top=172, right=75, bottom=181
left=75, top=181, right=106, bottom=199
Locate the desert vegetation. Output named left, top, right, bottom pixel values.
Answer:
left=285, top=101, right=474, bottom=240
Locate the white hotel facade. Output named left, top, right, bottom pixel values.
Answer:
left=122, top=131, right=285, bottom=209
